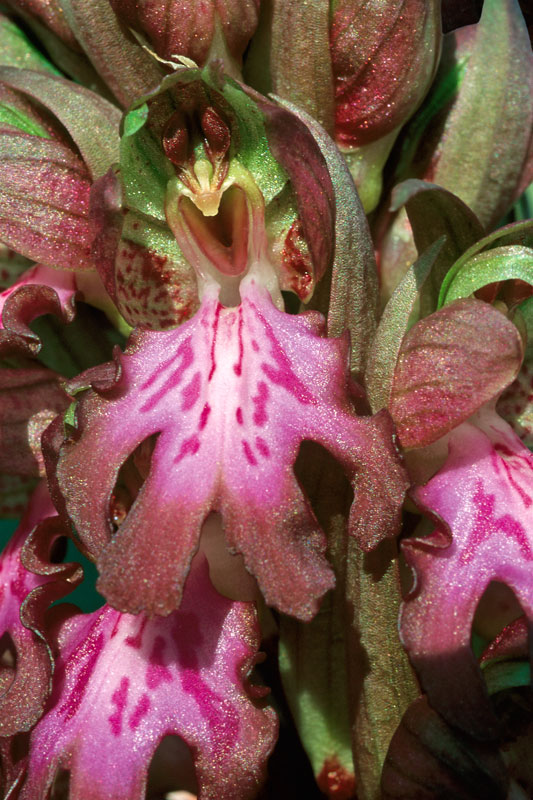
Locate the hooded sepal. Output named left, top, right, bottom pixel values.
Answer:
left=18, top=554, right=276, bottom=800
left=401, top=409, right=533, bottom=736
left=109, top=0, right=261, bottom=74
left=55, top=0, right=165, bottom=109
left=55, top=274, right=406, bottom=620
left=330, top=0, right=441, bottom=149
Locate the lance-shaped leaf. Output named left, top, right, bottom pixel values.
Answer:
left=381, top=696, right=509, bottom=799
left=431, top=0, right=533, bottom=229
left=330, top=0, right=441, bottom=148
left=389, top=180, right=484, bottom=315
left=55, top=275, right=406, bottom=620
left=389, top=299, right=523, bottom=449
left=56, top=0, right=165, bottom=108
left=18, top=554, right=277, bottom=800
left=401, top=410, right=533, bottom=736
left=439, top=245, right=533, bottom=307
left=366, top=237, right=445, bottom=414
left=110, top=0, right=261, bottom=71
left=0, top=483, right=81, bottom=735
left=0, top=67, right=120, bottom=180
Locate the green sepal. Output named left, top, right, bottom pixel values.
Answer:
left=119, top=65, right=288, bottom=224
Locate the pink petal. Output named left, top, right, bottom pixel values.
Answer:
left=0, top=264, right=77, bottom=357
left=401, top=410, right=533, bottom=736
left=19, top=555, right=277, bottom=800
left=0, top=483, right=75, bottom=734
left=55, top=276, right=406, bottom=619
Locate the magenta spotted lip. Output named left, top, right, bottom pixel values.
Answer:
left=19, top=554, right=277, bottom=800
left=54, top=272, right=406, bottom=620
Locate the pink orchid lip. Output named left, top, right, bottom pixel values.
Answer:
left=18, top=553, right=277, bottom=800
left=54, top=265, right=406, bottom=620
left=400, top=408, right=533, bottom=737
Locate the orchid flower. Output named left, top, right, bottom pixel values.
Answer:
left=0, top=2, right=532, bottom=800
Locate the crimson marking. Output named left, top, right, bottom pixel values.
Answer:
left=199, top=403, right=211, bottom=430
left=141, top=339, right=194, bottom=413
left=242, top=440, right=257, bottom=466
left=174, top=435, right=201, bottom=463
left=109, top=676, right=129, bottom=736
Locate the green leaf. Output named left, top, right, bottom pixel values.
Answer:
left=439, top=245, right=533, bottom=307
left=0, top=102, right=50, bottom=138
left=366, top=237, right=445, bottom=413
left=0, top=67, right=121, bottom=179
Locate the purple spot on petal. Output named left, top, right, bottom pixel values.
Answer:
left=234, top=307, right=244, bottom=376
left=141, top=338, right=195, bottom=413
left=461, top=482, right=533, bottom=565
left=236, top=407, right=243, bottom=425
left=180, top=669, right=239, bottom=745
left=242, top=440, right=257, bottom=466
left=252, top=382, right=268, bottom=426
left=255, top=437, right=270, bottom=458
left=181, top=371, right=201, bottom=411
left=125, top=617, right=148, bottom=650
left=174, top=435, right=201, bottom=463
left=59, top=628, right=105, bottom=722
left=109, top=676, right=129, bottom=737
left=208, top=303, right=222, bottom=382
left=199, top=403, right=211, bottom=430
left=129, top=693, right=151, bottom=730
left=146, top=635, right=173, bottom=690
left=251, top=339, right=259, bottom=352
